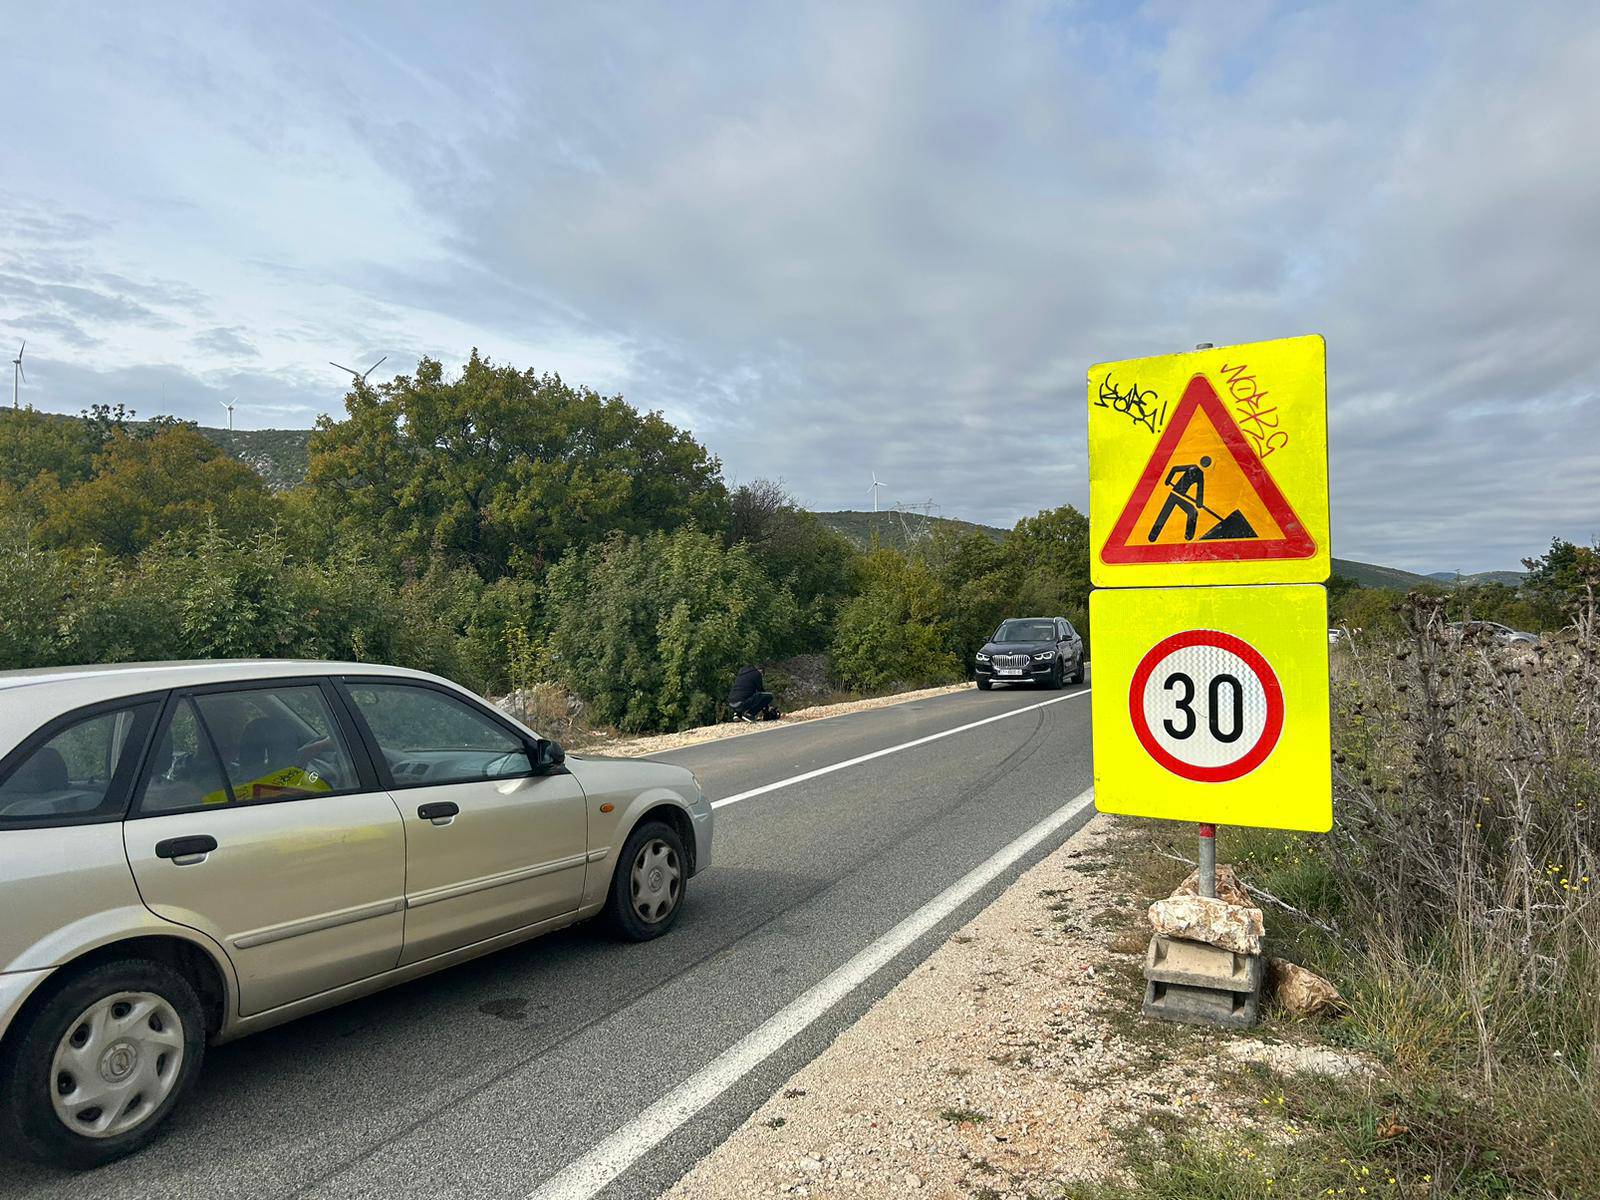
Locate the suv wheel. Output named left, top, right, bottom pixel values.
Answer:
left=1047, top=661, right=1064, bottom=689
left=605, top=820, right=688, bottom=941
left=0, top=959, right=206, bottom=1169
left=975, top=677, right=992, bottom=691
left=1070, top=659, right=1086, bottom=684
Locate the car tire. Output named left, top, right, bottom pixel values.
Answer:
left=605, top=819, right=688, bottom=942
left=976, top=677, right=992, bottom=691
left=1070, top=660, right=1086, bottom=684
left=0, top=958, right=207, bottom=1170
left=1047, top=661, right=1064, bottom=689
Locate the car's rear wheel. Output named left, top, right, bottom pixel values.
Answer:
left=606, top=820, right=688, bottom=941
left=976, top=677, right=992, bottom=691
left=0, top=959, right=206, bottom=1169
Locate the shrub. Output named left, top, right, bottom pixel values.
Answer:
left=829, top=550, right=962, bottom=692
left=544, top=527, right=799, bottom=731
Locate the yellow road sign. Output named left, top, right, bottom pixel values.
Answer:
left=1089, top=335, right=1328, bottom=588
left=1090, top=583, right=1331, bottom=832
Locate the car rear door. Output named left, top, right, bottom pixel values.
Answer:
left=339, top=679, right=588, bottom=966
left=1061, top=619, right=1083, bottom=667
left=123, top=679, right=407, bottom=1017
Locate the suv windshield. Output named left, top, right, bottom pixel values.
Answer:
left=994, top=620, right=1056, bottom=643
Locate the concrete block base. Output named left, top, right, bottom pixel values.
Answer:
left=1142, top=935, right=1262, bottom=1029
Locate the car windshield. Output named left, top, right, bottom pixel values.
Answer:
left=995, top=620, right=1055, bottom=643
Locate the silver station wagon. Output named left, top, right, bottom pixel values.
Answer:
left=0, top=660, right=713, bottom=1168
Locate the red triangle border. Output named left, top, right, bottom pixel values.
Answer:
left=1101, top=374, right=1315, bottom=564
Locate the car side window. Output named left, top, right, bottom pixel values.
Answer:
left=193, top=685, right=358, bottom=803
left=138, top=699, right=234, bottom=815
left=0, top=703, right=157, bottom=826
left=345, top=683, right=532, bottom=788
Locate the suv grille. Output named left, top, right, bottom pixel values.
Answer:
left=992, top=654, right=1031, bottom=669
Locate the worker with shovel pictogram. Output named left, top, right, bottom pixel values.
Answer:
left=1148, top=456, right=1259, bottom=543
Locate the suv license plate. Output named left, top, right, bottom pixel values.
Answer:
left=999, top=668, right=1023, bottom=676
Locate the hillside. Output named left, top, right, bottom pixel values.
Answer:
left=1426, top=569, right=1528, bottom=587
left=816, top=513, right=1476, bottom=592
left=1330, top=558, right=1439, bottom=590
left=199, top=427, right=312, bottom=492
left=813, top=509, right=1006, bottom=550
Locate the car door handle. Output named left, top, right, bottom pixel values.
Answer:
left=417, top=801, right=459, bottom=823
left=155, top=835, right=217, bottom=861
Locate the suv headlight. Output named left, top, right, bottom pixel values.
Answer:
left=1033, top=650, right=1056, bottom=661
left=975, top=652, right=990, bottom=662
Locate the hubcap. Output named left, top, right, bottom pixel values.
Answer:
left=630, top=839, right=682, bottom=924
left=50, top=992, right=184, bottom=1139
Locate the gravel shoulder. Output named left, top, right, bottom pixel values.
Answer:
left=570, top=683, right=973, bottom=758
left=661, top=815, right=1365, bottom=1199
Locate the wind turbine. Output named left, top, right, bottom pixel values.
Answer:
left=10, top=341, right=23, bottom=410
left=868, top=472, right=887, bottom=514
left=219, top=397, right=236, bottom=431
left=328, top=355, right=388, bottom=389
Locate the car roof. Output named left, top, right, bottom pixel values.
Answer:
left=0, top=660, right=463, bottom=753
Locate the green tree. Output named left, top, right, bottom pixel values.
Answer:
left=1001, top=505, right=1092, bottom=636
left=0, top=408, right=101, bottom=492
left=1330, top=584, right=1404, bottom=639
left=34, top=424, right=277, bottom=556
left=1523, top=538, right=1600, bottom=621
left=304, top=352, right=730, bottom=579
left=728, top=480, right=858, bottom=648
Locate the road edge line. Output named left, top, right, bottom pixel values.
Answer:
left=525, top=785, right=1097, bottom=1200
left=710, top=687, right=1090, bottom=809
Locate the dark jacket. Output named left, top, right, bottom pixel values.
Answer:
left=728, top=666, right=764, bottom=706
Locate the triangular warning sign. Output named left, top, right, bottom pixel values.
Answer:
left=1102, top=374, right=1315, bottom=564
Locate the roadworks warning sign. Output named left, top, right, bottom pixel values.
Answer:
left=1088, top=335, right=1329, bottom=588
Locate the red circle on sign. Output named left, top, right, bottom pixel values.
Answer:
left=1127, top=629, right=1284, bottom=783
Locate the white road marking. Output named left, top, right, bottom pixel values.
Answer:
left=526, top=785, right=1096, bottom=1200
left=711, top=687, right=1090, bottom=810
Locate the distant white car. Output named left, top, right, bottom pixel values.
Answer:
left=1447, top=620, right=1539, bottom=646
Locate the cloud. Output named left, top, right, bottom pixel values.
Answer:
left=0, top=1, right=1595, bottom=572
left=191, top=325, right=259, bottom=358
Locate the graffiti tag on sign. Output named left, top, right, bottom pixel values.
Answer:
left=1219, top=361, right=1287, bottom=459
left=1095, top=375, right=1167, bottom=434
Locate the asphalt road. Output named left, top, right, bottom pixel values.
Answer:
left=5, top=679, right=1095, bottom=1200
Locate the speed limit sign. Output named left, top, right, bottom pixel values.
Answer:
left=1091, top=584, right=1330, bottom=831
left=1129, top=630, right=1284, bottom=783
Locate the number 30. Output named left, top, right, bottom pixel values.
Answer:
left=1162, top=671, right=1244, bottom=743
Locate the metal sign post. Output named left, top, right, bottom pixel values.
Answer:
left=1197, top=823, right=1216, bottom=899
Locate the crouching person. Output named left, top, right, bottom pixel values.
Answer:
left=728, top=664, right=780, bottom=722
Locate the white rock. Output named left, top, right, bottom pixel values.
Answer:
left=1146, top=894, right=1264, bottom=955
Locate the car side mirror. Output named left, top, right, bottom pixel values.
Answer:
left=533, top=738, right=566, bottom=773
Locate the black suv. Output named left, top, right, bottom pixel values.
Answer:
left=975, top=617, right=1085, bottom=690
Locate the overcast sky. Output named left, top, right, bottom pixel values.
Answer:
left=3, top=1, right=1597, bottom=573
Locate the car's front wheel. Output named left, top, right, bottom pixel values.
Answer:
left=0, top=958, right=207, bottom=1170
left=1047, top=660, right=1064, bottom=689
left=606, top=819, right=688, bottom=941
left=976, top=677, right=992, bottom=691
left=1070, top=659, right=1086, bottom=684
